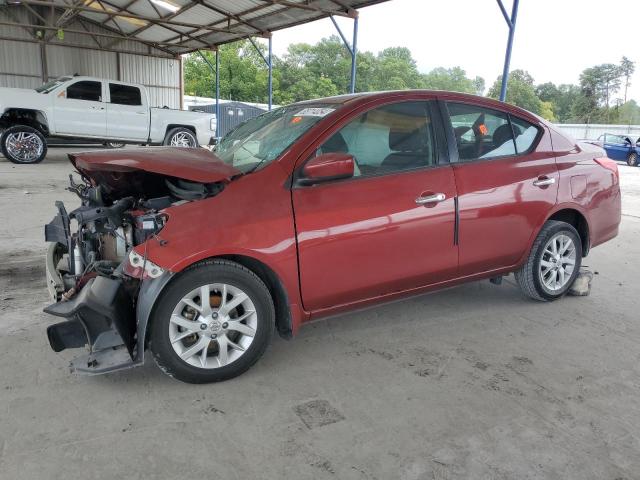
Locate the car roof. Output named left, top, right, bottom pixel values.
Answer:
left=292, top=90, right=542, bottom=124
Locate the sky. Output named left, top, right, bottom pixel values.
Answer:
left=269, top=0, right=639, bottom=102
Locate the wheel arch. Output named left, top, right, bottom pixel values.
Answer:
left=164, top=124, right=196, bottom=137
left=138, top=254, right=293, bottom=359
left=0, top=108, right=49, bottom=135
left=545, top=207, right=590, bottom=257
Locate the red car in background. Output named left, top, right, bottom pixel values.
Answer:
left=44, top=90, right=621, bottom=383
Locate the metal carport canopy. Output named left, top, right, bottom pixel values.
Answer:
left=5, top=0, right=387, bottom=54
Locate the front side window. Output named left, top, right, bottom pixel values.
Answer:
left=109, top=83, right=141, bottom=105
left=318, top=101, right=436, bottom=177
left=66, top=81, right=102, bottom=102
left=447, top=102, right=515, bottom=161
left=604, top=134, right=627, bottom=145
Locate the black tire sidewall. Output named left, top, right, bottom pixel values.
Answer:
left=531, top=223, right=582, bottom=300
left=628, top=153, right=638, bottom=167
left=163, top=127, right=198, bottom=148
left=1, top=125, right=47, bottom=164
left=149, top=262, right=274, bottom=383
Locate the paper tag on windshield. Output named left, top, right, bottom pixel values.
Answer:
left=296, top=107, right=334, bottom=117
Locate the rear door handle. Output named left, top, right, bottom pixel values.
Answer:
left=533, top=177, right=555, bottom=187
left=415, top=193, right=446, bottom=205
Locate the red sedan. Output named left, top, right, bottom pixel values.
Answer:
left=44, top=90, right=621, bottom=383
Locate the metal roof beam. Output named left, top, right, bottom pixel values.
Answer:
left=261, top=0, right=351, bottom=18
left=14, top=0, right=238, bottom=34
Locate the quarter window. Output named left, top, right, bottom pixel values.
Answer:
left=109, top=83, right=142, bottom=106
left=318, top=101, right=436, bottom=177
left=447, top=102, right=515, bottom=161
left=66, top=81, right=102, bottom=102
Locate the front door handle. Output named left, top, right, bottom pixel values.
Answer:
left=533, top=177, right=556, bottom=187
left=415, top=193, right=446, bottom=205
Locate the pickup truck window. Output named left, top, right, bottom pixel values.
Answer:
left=109, top=83, right=142, bottom=106
left=67, top=81, right=102, bottom=102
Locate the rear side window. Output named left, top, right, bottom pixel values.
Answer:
left=67, top=81, right=102, bottom=102
left=109, top=83, right=142, bottom=106
left=318, top=101, right=436, bottom=177
left=447, top=102, right=515, bottom=161
left=510, top=116, right=540, bottom=154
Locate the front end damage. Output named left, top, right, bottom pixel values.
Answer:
left=43, top=149, right=237, bottom=374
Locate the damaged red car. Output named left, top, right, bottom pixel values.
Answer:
left=44, top=91, right=621, bottom=383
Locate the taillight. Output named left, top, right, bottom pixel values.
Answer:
left=594, top=157, right=619, bottom=184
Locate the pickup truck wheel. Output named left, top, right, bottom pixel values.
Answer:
left=1, top=125, right=47, bottom=164
left=515, top=220, right=582, bottom=301
left=149, top=259, right=275, bottom=383
left=627, top=152, right=638, bottom=167
left=164, top=127, right=198, bottom=148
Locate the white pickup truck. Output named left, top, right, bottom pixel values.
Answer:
left=0, top=75, right=216, bottom=164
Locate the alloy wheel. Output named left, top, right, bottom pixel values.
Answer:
left=539, top=233, right=576, bottom=291
left=5, top=131, right=44, bottom=163
left=169, top=131, right=196, bottom=147
left=169, top=283, right=257, bottom=369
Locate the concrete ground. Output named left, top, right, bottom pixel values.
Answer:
left=0, top=147, right=639, bottom=480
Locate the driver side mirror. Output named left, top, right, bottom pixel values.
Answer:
left=299, top=152, right=355, bottom=185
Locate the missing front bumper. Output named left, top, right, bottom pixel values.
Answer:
left=44, top=276, right=142, bottom=374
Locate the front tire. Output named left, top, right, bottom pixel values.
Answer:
left=163, top=127, right=198, bottom=148
left=149, top=260, right=275, bottom=383
left=515, top=220, right=582, bottom=301
left=627, top=152, right=638, bottom=167
left=1, top=125, right=47, bottom=164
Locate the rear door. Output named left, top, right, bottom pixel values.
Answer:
left=54, top=80, right=106, bottom=137
left=106, top=82, right=149, bottom=141
left=443, top=100, right=558, bottom=276
left=292, top=99, right=458, bottom=312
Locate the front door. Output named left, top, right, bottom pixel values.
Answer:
left=292, top=100, right=458, bottom=312
left=54, top=79, right=106, bottom=137
left=444, top=101, right=559, bottom=275
left=602, top=133, right=630, bottom=160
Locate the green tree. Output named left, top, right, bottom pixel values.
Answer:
left=620, top=56, right=635, bottom=104
left=422, top=67, right=478, bottom=94
left=488, top=69, right=543, bottom=115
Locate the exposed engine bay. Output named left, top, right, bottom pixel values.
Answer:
left=45, top=172, right=223, bottom=300
left=43, top=150, right=233, bottom=374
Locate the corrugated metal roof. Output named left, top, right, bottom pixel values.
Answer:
left=2, top=0, right=390, bottom=55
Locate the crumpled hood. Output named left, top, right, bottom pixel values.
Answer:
left=70, top=147, right=241, bottom=183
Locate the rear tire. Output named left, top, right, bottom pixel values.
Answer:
left=163, top=127, right=198, bottom=148
left=627, top=152, right=638, bottom=167
left=515, top=220, right=582, bottom=301
left=1, top=125, right=47, bottom=164
left=149, top=260, right=274, bottom=383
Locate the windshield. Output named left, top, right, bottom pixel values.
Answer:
left=35, top=76, right=72, bottom=94
left=215, top=104, right=336, bottom=173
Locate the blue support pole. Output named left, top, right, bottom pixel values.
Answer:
left=330, top=14, right=358, bottom=94
left=350, top=15, right=358, bottom=94
left=215, top=47, right=220, bottom=137
left=497, top=0, right=519, bottom=102
left=268, top=35, right=272, bottom=111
